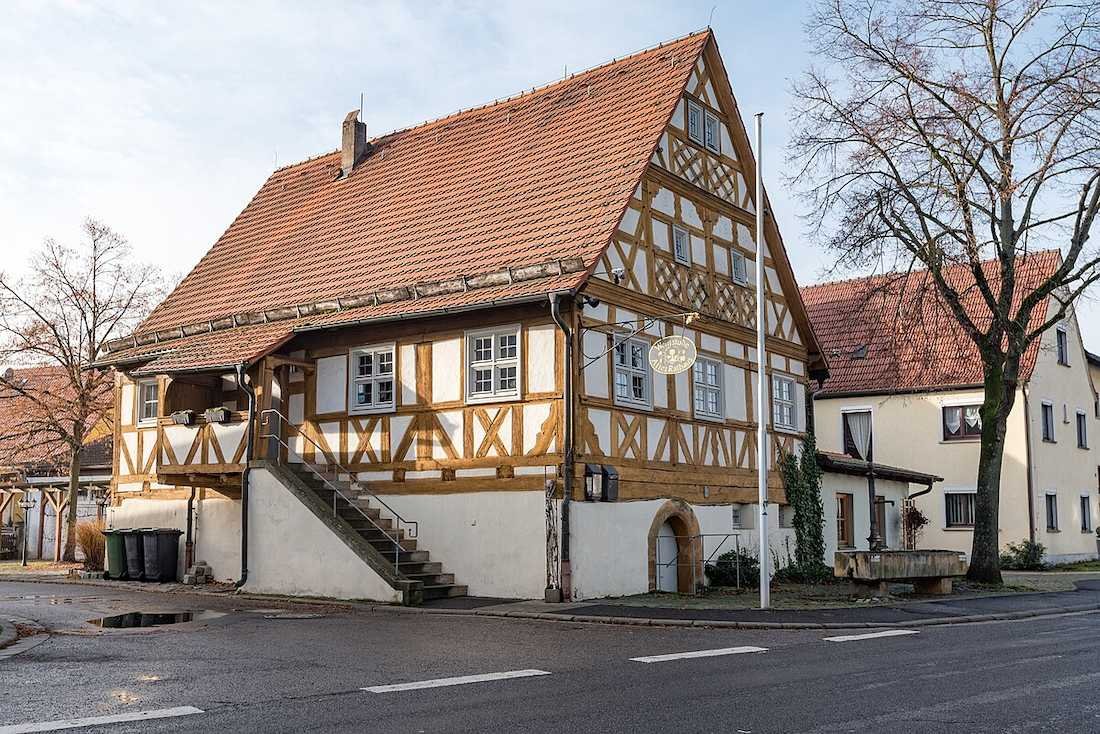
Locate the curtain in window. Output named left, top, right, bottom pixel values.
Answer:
left=944, top=406, right=963, bottom=435
left=964, top=406, right=981, bottom=430
left=845, top=412, right=872, bottom=460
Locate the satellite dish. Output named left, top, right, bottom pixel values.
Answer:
left=649, top=335, right=697, bottom=375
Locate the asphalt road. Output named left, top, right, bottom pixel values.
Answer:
left=2, top=580, right=1098, bottom=733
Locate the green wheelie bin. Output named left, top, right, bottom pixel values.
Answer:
left=103, top=528, right=129, bottom=579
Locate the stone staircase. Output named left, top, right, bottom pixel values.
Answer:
left=285, top=464, right=467, bottom=602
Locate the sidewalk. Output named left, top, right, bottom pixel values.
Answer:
left=4, top=572, right=1100, bottom=630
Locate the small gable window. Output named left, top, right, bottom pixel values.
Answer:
left=349, top=344, right=395, bottom=414
left=686, top=99, right=704, bottom=145
left=137, top=380, right=159, bottom=424
left=672, top=225, right=691, bottom=266
left=1057, top=326, right=1069, bottom=365
left=731, top=250, right=748, bottom=285
left=704, top=111, right=721, bottom=154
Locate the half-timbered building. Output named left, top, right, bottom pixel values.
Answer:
left=98, top=30, right=826, bottom=603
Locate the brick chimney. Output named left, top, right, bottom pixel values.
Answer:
left=340, top=110, right=369, bottom=177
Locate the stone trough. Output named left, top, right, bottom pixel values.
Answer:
left=835, top=550, right=968, bottom=595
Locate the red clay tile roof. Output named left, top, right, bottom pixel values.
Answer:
left=0, top=366, right=113, bottom=473
left=123, top=31, right=711, bottom=363
left=801, top=251, right=1061, bottom=396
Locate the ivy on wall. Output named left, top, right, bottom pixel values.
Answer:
left=778, top=433, right=829, bottom=580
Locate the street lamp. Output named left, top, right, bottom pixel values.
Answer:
left=17, top=494, right=36, bottom=568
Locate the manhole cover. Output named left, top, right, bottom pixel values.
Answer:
left=88, top=611, right=226, bottom=628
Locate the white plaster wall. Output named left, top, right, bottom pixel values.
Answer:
left=315, top=355, right=347, bottom=414
left=432, top=338, right=461, bottom=403
left=107, top=496, right=241, bottom=582
left=398, top=343, right=417, bottom=406
left=526, top=324, right=556, bottom=394
left=375, top=490, right=547, bottom=599
left=246, top=468, right=402, bottom=602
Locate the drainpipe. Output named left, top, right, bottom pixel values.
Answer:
left=549, top=293, right=573, bottom=601
left=1023, top=386, right=1037, bottom=543
left=235, top=363, right=257, bottom=588
left=185, top=487, right=196, bottom=571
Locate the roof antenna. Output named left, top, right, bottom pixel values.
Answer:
left=708, top=4, right=717, bottom=27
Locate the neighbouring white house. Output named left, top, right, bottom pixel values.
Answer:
left=95, top=30, right=832, bottom=604
left=803, top=253, right=1100, bottom=564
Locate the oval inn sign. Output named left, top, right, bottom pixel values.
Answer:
left=649, top=335, right=697, bottom=375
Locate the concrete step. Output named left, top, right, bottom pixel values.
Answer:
left=367, top=536, right=418, bottom=553
left=422, top=584, right=468, bottom=600
left=404, top=572, right=455, bottom=586
left=398, top=561, right=442, bottom=576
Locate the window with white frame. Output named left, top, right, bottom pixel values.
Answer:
left=672, top=224, right=691, bottom=266
left=772, top=375, right=796, bottom=430
left=693, top=358, right=723, bottom=420
left=945, top=492, right=976, bottom=528
left=686, top=99, right=703, bottom=145
left=349, top=344, right=395, bottom=413
left=466, top=327, right=521, bottom=402
left=613, top=336, right=650, bottom=407
left=137, top=380, right=159, bottom=424
left=731, top=250, right=748, bottom=285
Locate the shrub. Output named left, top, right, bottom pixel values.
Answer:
left=999, top=539, right=1046, bottom=571
left=75, top=520, right=106, bottom=570
left=772, top=561, right=833, bottom=585
left=705, top=547, right=760, bottom=588
left=902, top=504, right=930, bottom=549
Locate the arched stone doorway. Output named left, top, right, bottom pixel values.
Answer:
left=647, top=500, right=702, bottom=594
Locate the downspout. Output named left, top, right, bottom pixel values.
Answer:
left=185, top=487, right=196, bottom=571
left=549, top=293, right=573, bottom=601
left=1023, top=385, right=1037, bottom=543
left=235, top=363, right=257, bottom=588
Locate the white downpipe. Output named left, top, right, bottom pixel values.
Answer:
left=754, top=113, right=770, bottom=609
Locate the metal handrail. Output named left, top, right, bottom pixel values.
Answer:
left=259, top=409, right=418, bottom=568
left=655, top=533, right=749, bottom=594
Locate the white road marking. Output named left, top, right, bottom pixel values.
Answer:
left=0, top=706, right=204, bottom=734
left=630, top=646, right=768, bottom=663
left=362, top=669, right=551, bottom=693
left=823, top=629, right=920, bottom=643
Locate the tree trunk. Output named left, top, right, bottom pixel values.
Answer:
left=61, top=448, right=81, bottom=562
left=967, top=358, right=1018, bottom=584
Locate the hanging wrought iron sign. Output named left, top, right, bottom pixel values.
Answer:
left=648, top=335, right=697, bottom=374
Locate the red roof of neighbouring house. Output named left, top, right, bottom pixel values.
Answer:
left=101, top=31, right=717, bottom=369
left=0, top=366, right=114, bottom=476
left=801, top=251, right=1062, bottom=396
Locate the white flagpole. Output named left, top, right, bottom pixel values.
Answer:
left=754, top=112, right=770, bottom=609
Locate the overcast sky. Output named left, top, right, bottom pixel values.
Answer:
left=3, top=0, right=1098, bottom=349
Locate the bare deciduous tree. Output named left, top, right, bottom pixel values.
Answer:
left=0, top=219, right=160, bottom=561
left=790, top=0, right=1100, bottom=581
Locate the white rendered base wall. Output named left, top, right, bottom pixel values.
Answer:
left=568, top=499, right=796, bottom=601
left=245, top=468, right=401, bottom=603
left=107, top=496, right=241, bottom=582
left=375, top=491, right=548, bottom=599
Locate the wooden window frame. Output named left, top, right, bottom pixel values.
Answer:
left=841, top=408, right=873, bottom=460
left=945, top=491, right=976, bottom=528
left=137, top=379, right=159, bottom=426
left=942, top=404, right=982, bottom=442
left=836, top=493, right=854, bottom=548
left=671, top=224, right=691, bottom=266
left=772, top=375, right=797, bottom=431
left=692, top=357, right=724, bottom=421
left=465, top=325, right=522, bottom=404
left=348, top=343, right=396, bottom=415
left=612, top=335, right=652, bottom=410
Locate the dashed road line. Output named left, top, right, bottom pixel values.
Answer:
left=0, top=706, right=204, bottom=733
left=630, top=646, right=768, bottom=663
left=823, top=630, right=920, bottom=643
left=363, top=669, right=552, bottom=693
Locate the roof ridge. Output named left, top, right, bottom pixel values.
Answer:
left=271, top=28, right=711, bottom=175
left=802, top=249, right=1063, bottom=292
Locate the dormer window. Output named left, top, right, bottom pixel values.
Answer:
left=686, top=100, right=704, bottom=145
left=704, top=111, right=721, bottom=154
left=672, top=225, right=691, bottom=266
